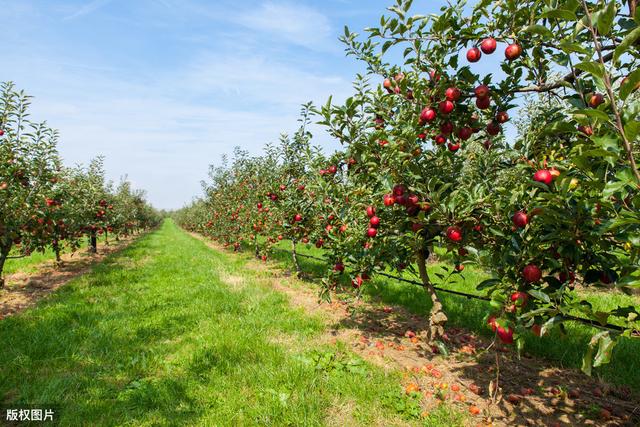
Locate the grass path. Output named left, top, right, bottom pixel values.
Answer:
left=0, top=220, right=464, bottom=426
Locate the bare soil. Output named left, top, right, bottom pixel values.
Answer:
left=0, top=235, right=139, bottom=319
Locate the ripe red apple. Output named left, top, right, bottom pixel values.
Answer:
left=466, top=47, right=482, bottom=62
left=440, top=121, right=454, bottom=134
left=577, top=125, right=593, bottom=136
left=279, top=184, right=286, bottom=191
left=369, top=216, right=380, bottom=227
left=407, top=194, right=419, bottom=205
left=559, top=271, right=575, bottom=284
left=420, top=107, right=437, bottom=122
left=510, top=291, right=529, bottom=307
left=366, top=206, right=376, bottom=217
left=455, top=264, right=465, bottom=272
left=352, top=275, right=364, bottom=288
left=315, top=239, right=324, bottom=248
left=533, top=169, right=553, bottom=185
left=383, top=78, right=392, bottom=89
left=531, top=324, right=542, bottom=337
left=334, top=262, right=345, bottom=272
left=487, top=315, right=497, bottom=332
left=475, top=96, right=491, bottom=109
left=439, top=100, right=455, bottom=114
left=417, top=132, right=426, bottom=140
left=445, top=87, right=461, bottom=101
left=446, top=226, right=463, bottom=242
left=512, top=211, right=528, bottom=228
left=0, top=129, right=4, bottom=136
left=589, top=93, right=604, bottom=108
left=294, top=214, right=302, bottom=222
left=434, top=134, right=447, bottom=145
left=486, top=121, right=501, bottom=136
left=474, top=85, right=490, bottom=98
left=493, top=111, right=508, bottom=124
left=505, top=43, right=522, bottom=60
left=522, top=264, right=542, bottom=283
left=328, top=165, right=338, bottom=174
left=496, top=325, right=514, bottom=344
left=297, top=184, right=305, bottom=191
left=378, top=139, right=389, bottom=147
left=480, top=37, right=497, bottom=54
left=458, top=127, right=473, bottom=140
left=383, top=194, right=395, bottom=206
left=367, top=227, right=377, bottom=238
left=448, top=142, right=461, bottom=152
left=393, top=184, right=406, bottom=196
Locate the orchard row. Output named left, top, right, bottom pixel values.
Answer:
left=0, top=82, right=161, bottom=287
left=176, top=0, right=639, bottom=374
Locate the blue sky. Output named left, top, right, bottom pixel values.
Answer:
left=1, top=1, right=449, bottom=209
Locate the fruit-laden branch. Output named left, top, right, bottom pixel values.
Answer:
left=581, top=0, right=640, bottom=184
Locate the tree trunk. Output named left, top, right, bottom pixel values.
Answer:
left=104, top=230, right=109, bottom=246
left=53, top=241, right=63, bottom=268
left=0, top=244, right=11, bottom=289
left=89, top=232, right=97, bottom=254
left=416, top=248, right=448, bottom=342
left=631, top=0, right=637, bottom=17
left=291, top=239, right=302, bottom=277
left=254, top=235, right=259, bottom=258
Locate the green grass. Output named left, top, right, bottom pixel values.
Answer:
left=258, top=238, right=640, bottom=393
left=0, top=220, right=465, bottom=426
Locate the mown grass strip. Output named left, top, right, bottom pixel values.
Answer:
left=1, top=220, right=466, bottom=426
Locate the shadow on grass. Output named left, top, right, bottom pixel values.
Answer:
left=237, top=240, right=640, bottom=394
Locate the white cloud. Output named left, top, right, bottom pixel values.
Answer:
left=236, top=1, right=334, bottom=51
left=63, top=0, right=115, bottom=20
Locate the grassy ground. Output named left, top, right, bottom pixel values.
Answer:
left=4, top=235, right=110, bottom=276
left=260, top=238, right=640, bottom=392
left=0, top=220, right=466, bottom=426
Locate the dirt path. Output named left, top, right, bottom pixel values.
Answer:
left=190, top=232, right=640, bottom=427
left=0, top=234, right=141, bottom=319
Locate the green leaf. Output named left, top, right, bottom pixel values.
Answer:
left=614, top=27, right=640, bottom=64
left=572, top=108, right=610, bottom=122
left=574, top=61, right=605, bottom=78
left=594, top=1, right=617, bottom=36
left=522, top=24, right=554, bottom=39
left=528, top=289, right=551, bottom=303
left=477, top=278, right=501, bottom=290
left=620, top=68, right=640, bottom=100
left=541, top=9, right=577, bottom=21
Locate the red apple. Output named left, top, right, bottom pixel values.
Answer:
left=458, top=127, right=473, bottom=140
left=334, top=262, right=345, bottom=272
left=446, top=226, right=463, bottom=242
left=366, top=206, right=376, bottom=217
left=434, top=134, right=447, bottom=145
left=294, top=214, right=303, bottom=222
left=328, top=165, right=338, bottom=174
left=367, top=227, right=377, bottom=238
left=369, top=216, right=380, bottom=227
left=496, top=111, right=509, bottom=123
left=480, top=37, right=497, bottom=54
left=393, top=184, right=406, bottom=196
left=383, top=194, right=395, bottom=206
left=475, top=85, right=490, bottom=98
left=448, top=142, right=461, bottom=152
left=440, top=121, right=454, bottom=134
left=445, top=87, right=461, bottom=101
left=505, top=43, right=522, bottom=60
left=510, top=291, right=529, bottom=307
left=420, top=107, right=437, bottom=122
left=486, top=121, right=501, bottom=135
left=439, top=100, right=455, bottom=114
left=522, top=264, right=542, bottom=283
left=533, top=169, right=553, bottom=185
left=496, top=325, right=514, bottom=344
left=512, top=211, right=528, bottom=228
left=476, top=96, right=491, bottom=110
left=589, top=93, right=604, bottom=108
left=466, top=47, right=482, bottom=62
